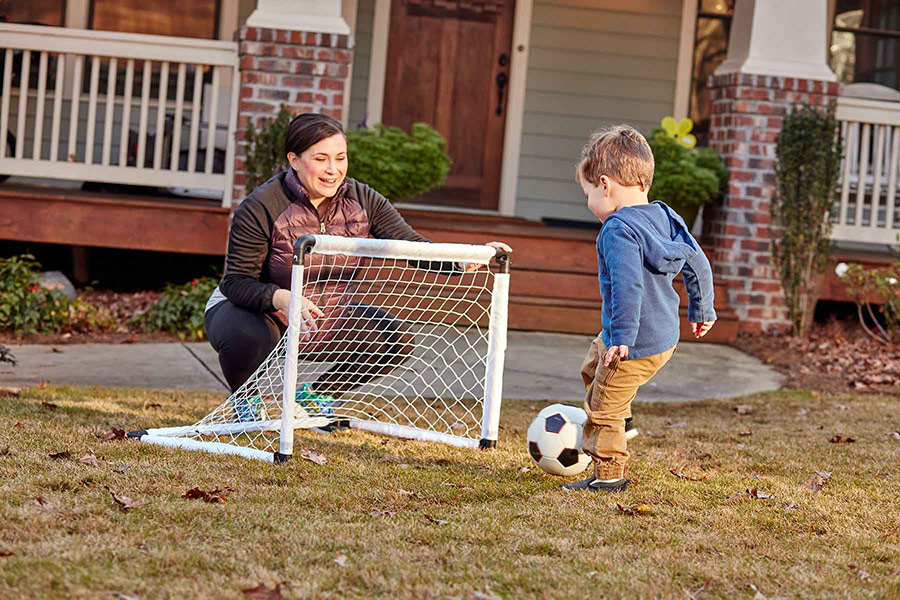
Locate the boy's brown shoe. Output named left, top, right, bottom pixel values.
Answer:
left=562, top=477, right=627, bottom=492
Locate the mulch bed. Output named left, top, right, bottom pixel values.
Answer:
left=733, top=320, right=900, bottom=396
left=2, top=291, right=899, bottom=396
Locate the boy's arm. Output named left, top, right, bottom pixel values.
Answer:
left=681, top=234, right=717, bottom=325
left=601, top=223, right=644, bottom=352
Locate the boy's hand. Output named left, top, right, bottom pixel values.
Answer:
left=691, top=321, right=715, bottom=339
left=603, top=345, right=628, bottom=366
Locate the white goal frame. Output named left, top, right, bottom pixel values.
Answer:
left=128, top=235, right=510, bottom=463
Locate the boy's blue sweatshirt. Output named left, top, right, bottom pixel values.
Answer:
left=597, top=200, right=716, bottom=359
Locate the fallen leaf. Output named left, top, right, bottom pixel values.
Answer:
left=667, top=421, right=688, bottom=428
left=739, top=429, right=753, bottom=436
left=802, top=473, right=828, bottom=492
left=241, top=583, right=285, bottom=599
left=888, top=431, right=900, bottom=440
left=97, top=427, right=126, bottom=442
left=734, top=405, right=754, bottom=415
left=423, top=513, right=448, bottom=525
left=300, top=448, right=327, bottom=465
left=472, top=593, right=501, bottom=600
left=114, top=464, right=130, bottom=474
left=144, top=402, right=163, bottom=409
left=837, top=404, right=849, bottom=410
left=684, top=579, right=710, bottom=599
left=750, top=473, right=763, bottom=481
left=669, top=468, right=707, bottom=482
left=615, top=503, right=654, bottom=516
left=369, top=509, right=395, bottom=518
left=35, top=496, right=58, bottom=514
left=517, top=467, right=530, bottom=474
left=41, top=401, right=59, bottom=410
left=14, top=422, right=24, bottom=429
left=105, top=486, right=146, bottom=511
left=48, top=450, right=72, bottom=460
left=797, top=408, right=810, bottom=416
left=0, top=551, right=13, bottom=557
left=0, top=387, right=21, bottom=398
left=749, top=584, right=767, bottom=600
left=441, top=482, right=469, bottom=489
left=858, top=569, right=870, bottom=581
left=334, top=554, right=348, bottom=567
left=0, top=447, right=8, bottom=456
left=746, top=487, right=775, bottom=499
left=111, top=593, right=139, bottom=600
left=181, top=487, right=232, bottom=503
left=829, top=435, right=856, bottom=444
left=79, top=450, right=101, bottom=467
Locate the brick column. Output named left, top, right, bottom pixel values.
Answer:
left=232, top=26, right=353, bottom=201
left=702, top=73, right=840, bottom=333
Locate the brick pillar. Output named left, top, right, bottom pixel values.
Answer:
left=232, top=26, right=353, bottom=201
left=703, top=73, right=841, bottom=333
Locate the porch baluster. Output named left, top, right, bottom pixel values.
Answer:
left=102, top=58, right=118, bottom=166
left=33, top=52, right=48, bottom=160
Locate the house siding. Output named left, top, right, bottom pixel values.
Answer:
left=514, top=0, right=682, bottom=222
left=348, top=0, right=375, bottom=129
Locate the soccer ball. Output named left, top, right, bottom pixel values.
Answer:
left=526, top=404, right=592, bottom=477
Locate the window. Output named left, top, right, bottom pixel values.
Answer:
left=89, top=0, right=219, bottom=39
left=831, top=0, right=900, bottom=90
left=0, top=0, right=65, bottom=26
left=689, top=0, right=734, bottom=147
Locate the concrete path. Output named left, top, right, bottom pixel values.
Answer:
left=0, top=332, right=782, bottom=403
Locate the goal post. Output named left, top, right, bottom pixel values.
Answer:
left=129, top=234, right=510, bottom=463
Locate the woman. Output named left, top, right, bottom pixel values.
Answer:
left=205, top=113, right=509, bottom=415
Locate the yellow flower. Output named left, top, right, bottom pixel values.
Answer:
left=661, top=116, right=697, bottom=149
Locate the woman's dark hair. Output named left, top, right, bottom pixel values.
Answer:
left=284, top=113, right=345, bottom=157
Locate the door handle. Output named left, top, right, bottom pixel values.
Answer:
left=495, top=72, right=508, bottom=116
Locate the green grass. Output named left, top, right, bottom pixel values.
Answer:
left=1, top=385, right=899, bottom=599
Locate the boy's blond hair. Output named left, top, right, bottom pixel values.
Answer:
left=576, top=125, right=654, bottom=191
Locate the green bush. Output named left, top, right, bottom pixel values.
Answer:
left=772, top=103, right=842, bottom=337
left=134, top=277, right=218, bottom=340
left=346, top=123, right=451, bottom=201
left=243, top=106, right=452, bottom=202
left=0, top=254, right=113, bottom=335
left=647, top=129, right=729, bottom=227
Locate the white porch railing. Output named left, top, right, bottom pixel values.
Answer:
left=834, top=92, right=900, bottom=245
left=0, top=23, right=240, bottom=208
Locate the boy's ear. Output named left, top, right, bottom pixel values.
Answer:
left=599, top=175, right=611, bottom=196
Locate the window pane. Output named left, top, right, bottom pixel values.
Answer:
left=0, top=0, right=65, bottom=26
left=834, top=0, right=900, bottom=32
left=91, top=0, right=218, bottom=39
left=690, top=17, right=730, bottom=146
left=831, top=30, right=900, bottom=90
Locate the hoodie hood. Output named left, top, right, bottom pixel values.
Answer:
left=603, top=201, right=698, bottom=274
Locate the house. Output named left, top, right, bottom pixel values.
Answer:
left=0, top=0, right=896, bottom=339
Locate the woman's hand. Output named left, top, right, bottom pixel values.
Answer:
left=464, top=241, right=513, bottom=273
left=273, top=289, right=325, bottom=341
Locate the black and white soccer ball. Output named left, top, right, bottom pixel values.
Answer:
left=526, top=404, right=591, bottom=477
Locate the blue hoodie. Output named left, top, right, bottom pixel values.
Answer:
left=597, top=201, right=716, bottom=359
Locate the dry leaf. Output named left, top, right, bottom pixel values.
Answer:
left=423, top=513, right=448, bottom=525
left=858, top=569, right=870, bottom=581
left=48, top=450, right=71, bottom=460
left=0, top=387, right=21, bottom=398
left=746, top=487, right=775, bottom=499
left=0, top=551, right=13, bottom=557
left=1, top=447, right=9, bottom=456
left=79, top=450, right=101, bottom=467
left=441, top=482, right=469, bottom=489
left=734, top=405, right=753, bottom=415
left=241, top=584, right=285, bottom=599
left=802, top=473, right=827, bottom=492
left=300, top=448, right=327, bottom=465
left=749, top=584, right=767, bottom=600
left=669, top=468, right=707, bottom=482
left=828, top=435, right=856, bottom=444
left=35, top=381, right=50, bottom=389
left=517, top=467, right=530, bottom=474
left=615, top=503, right=654, bottom=516
left=334, top=554, right=348, bottom=567
left=888, top=431, right=900, bottom=440
left=115, top=464, right=130, bottom=474
left=111, top=593, right=139, bottom=600
left=472, top=593, right=501, bottom=600
left=797, top=408, right=810, bottom=416
left=667, top=421, right=688, bottom=428
left=41, top=401, right=59, bottom=410
left=144, top=402, right=163, bottom=409
left=35, top=496, right=56, bottom=512
left=837, top=404, right=849, bottom=410
left=369, top=509, right=395, bottom=518
left=739, top=429, right=753, bottom=436
left=105, top=486, right=146, bottom=511
left=181, top=486, right=232, bottom=503
left=14, top=422, right=24, bottom=429
left=684, top=579, right=710, bottom=600
left=97, top=427, right=126, bottom=442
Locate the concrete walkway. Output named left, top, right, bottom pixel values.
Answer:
left=0, top=331, right=782, bottom=403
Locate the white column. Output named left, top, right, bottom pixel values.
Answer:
left=715, top=0, right=837, bottom=81
left=246, top=0, right=350, bottom=34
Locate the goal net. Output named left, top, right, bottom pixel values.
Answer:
left=129, top=235, right=510, bottom=462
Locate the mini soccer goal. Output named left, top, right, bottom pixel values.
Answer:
left=129, top=235, right=510, bottom=462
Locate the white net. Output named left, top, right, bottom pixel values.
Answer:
left=139, top=236, right=509, bottom=460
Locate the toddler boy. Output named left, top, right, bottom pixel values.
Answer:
left=563, top=125, right=717, bottom=492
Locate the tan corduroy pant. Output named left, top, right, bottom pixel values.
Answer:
left=581, top=335, right=676, bottom=480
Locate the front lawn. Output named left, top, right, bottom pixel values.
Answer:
left=1, top=386, right=899, bottom=599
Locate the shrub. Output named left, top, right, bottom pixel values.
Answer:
left=647, top=128, right=728, bottom=227
left=134, top=277, right=218, bottom=340
left=835, top=261, right=900, bottom=347
left=345, top=123, right=451, bottom=201
left=243, top=106, right=452, bottom=202
left=771, top=103, right=842, bottom=337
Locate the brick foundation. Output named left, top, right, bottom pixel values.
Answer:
left=232, top=26, right=353, bottom=201
left=702, top=72, right=841, bottom=333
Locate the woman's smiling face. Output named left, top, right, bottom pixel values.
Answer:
left=288, top=133, right=348, bottom=202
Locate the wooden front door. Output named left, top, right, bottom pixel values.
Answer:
left=382, top=0, right=515, bottom=210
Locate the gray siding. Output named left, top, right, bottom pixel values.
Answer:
left=348, top=0, right=375, bottom=130
left=514, top=0, right=682, bottom=222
